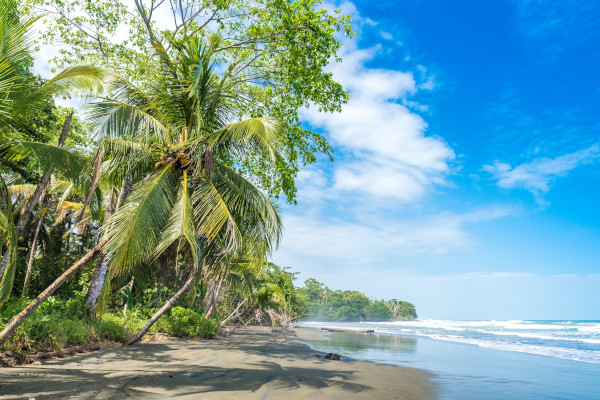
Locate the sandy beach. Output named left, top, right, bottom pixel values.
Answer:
left=0, top=326, right=434, bottom=399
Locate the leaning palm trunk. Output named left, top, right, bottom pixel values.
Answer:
left=16, top=113, right=72, bottom=236
left=85, top=255, right=109, bottom=308
left=22, top=212, right=45, bottom=295
left=204, top=269, right=229, bottom=320
left=125, top=266, right=198, bottom=345
left=0, top=114, right=73, bottom=278
left=85, top=178, right=130, bottom=309
left=0, top=238, right=106, bottom=347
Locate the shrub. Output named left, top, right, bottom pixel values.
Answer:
left=95, top=315, right=127, bottom=342
left=162, top=307, right=219, bottom=338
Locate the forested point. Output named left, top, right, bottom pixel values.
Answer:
left=300, top=278, right=418, bottom=322
left=0, top=0, right=413, bottom=360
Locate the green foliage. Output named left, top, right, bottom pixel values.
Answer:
left=298, top=279, right=417, bottom=322
left=32, top=0, right=354, bottom=202
left=259, top=263, right=307, bottom=320
left=159, top=307, right=219, bottom=339
left=0, top=296, right=219, bottom=353
left=0, top=296, right=98, bottom=353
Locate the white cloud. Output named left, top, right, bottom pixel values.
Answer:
left=275, top=205, right=516, bottom=275
left=300, top=44, right=454, bottom=201
left=380, top=31, right=393, bottom=40
left=484, top=144, right=600, bottom=204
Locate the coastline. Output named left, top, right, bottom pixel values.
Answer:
left=0, top=326, right=434, bottom=399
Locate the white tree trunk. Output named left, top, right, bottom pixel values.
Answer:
left=22, top=214, right=45, bottom=295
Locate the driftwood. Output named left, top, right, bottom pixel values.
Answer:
left=320, top=327, right=375, bottom=333
left=39, top=343, right=103, bottom=359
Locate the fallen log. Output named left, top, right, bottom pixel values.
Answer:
left=39, top=342, right=103, bottom=359
left=320, top=327, right=375, bottom=333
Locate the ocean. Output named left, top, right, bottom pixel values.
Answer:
left=296, top=320, right=600, bottom=399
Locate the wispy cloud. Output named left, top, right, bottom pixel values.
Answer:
left=512, top=0, right=600, bottom=54
left=483, top=144, right=600, bottom=205
left=275, top=205, right=517, bottom=276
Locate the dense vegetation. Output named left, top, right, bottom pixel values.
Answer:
left=299, top=278, right=417, bottom=322
left=0, top=0, right=414, bottom=358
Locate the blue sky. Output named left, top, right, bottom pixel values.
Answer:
left=272, top=0, right=600, bottom=320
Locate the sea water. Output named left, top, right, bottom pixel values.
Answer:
left=297, top=320, right=600, bottom=399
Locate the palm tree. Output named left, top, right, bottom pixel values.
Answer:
left=0, top=0, right=108, bottom=346
left=88, top=35, right=283, bottom=344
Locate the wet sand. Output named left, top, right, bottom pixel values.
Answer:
left=0, top=326, right=434, bottom=399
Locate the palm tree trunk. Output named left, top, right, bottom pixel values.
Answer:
left=85, top=178, right=130, bottom=308
left=15, top=113, right=72, bottom=238
left=0, top=114, right=73, bottom=278
left=0, top=238, right=105, bottom=348
left=204, top=269, right=229, bottom=320
left=85, top=254, right=109, bottom=307
left=75, top=145, right=104, bottom=224
left=22, top=213, right=45, bottom=296
left=125, top=267, right=197, bottom=345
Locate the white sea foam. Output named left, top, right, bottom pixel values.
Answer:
left=422, top=334, right=600, bottom=364
left=299, top=319, right=600, bottom=363
left=475, top=330, right=600, bottom=344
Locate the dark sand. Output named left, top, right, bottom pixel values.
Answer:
left=0, top=326, right=434, bottom=399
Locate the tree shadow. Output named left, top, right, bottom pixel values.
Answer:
left=0, top=328, right=374, bottom=398
left=0, top=361, right=371, bottom=398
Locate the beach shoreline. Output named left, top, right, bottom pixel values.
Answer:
left=0, top=326, right=434, bottom=399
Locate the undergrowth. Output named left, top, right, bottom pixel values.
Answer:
left=0, top=297, right=219, bottom=355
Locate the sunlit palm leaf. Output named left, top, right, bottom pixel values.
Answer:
left=0, top=141, right=86, bottom=184
left=104, top=162, right=177, bottom=274
left=155, top=172, right=200, bottom=263
left=90, top=75, right=172, bottom=143
left=0, top=182, right=17, bottom=307
left=209, top=117, right=284, bottom=161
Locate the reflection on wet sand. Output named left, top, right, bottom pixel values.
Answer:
left=300, top=329, right=418, bottom=361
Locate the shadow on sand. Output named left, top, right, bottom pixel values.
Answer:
left=0, top=328, right=373, bottom=399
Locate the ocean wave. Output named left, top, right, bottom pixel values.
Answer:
left=422, top=334, right=600, bottom=364
left=474, top=330, right=600, bottom=344
left=298, top=320, right=600, bottom=363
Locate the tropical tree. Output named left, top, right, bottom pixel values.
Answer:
left=86, top=32, right=284, bottom=344
left=33, top=0, right=353, bottom=201
left=0, top=0, right=108, bottom=345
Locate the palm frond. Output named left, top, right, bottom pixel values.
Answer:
left=0, top=181, right=18, bottom=307
left=154, top=172, right=200, bottom=264
left=209, top=117, right=284, bottom=161
left=104, top=162, right=177, bottom=274
left=0, top=0, right=37, bottom=130
left=6, top=183, right=36, bottom=197
left=191, top=178, right=243, bottom=254
left=53, top=200, right=84, bottom=226
left=0, top=141, right=87, bottom=184
left=212, top=164, right=282, bottom=251
left=89, top=75, right=172, bottom=143
left=33, top=65, right=110, bottom=99
left=101, top=138, right=156, bottom=182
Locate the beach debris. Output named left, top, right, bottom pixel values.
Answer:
left=324, top=353, right=341, bottom=360
left=321, top=328, right=375, bottom=333
left=314, top=354, right=321, bottom=358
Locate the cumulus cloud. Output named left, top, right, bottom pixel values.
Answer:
left=483, top=144, right=600, bottom=204
left=300, top=43, right=454, bottom=201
